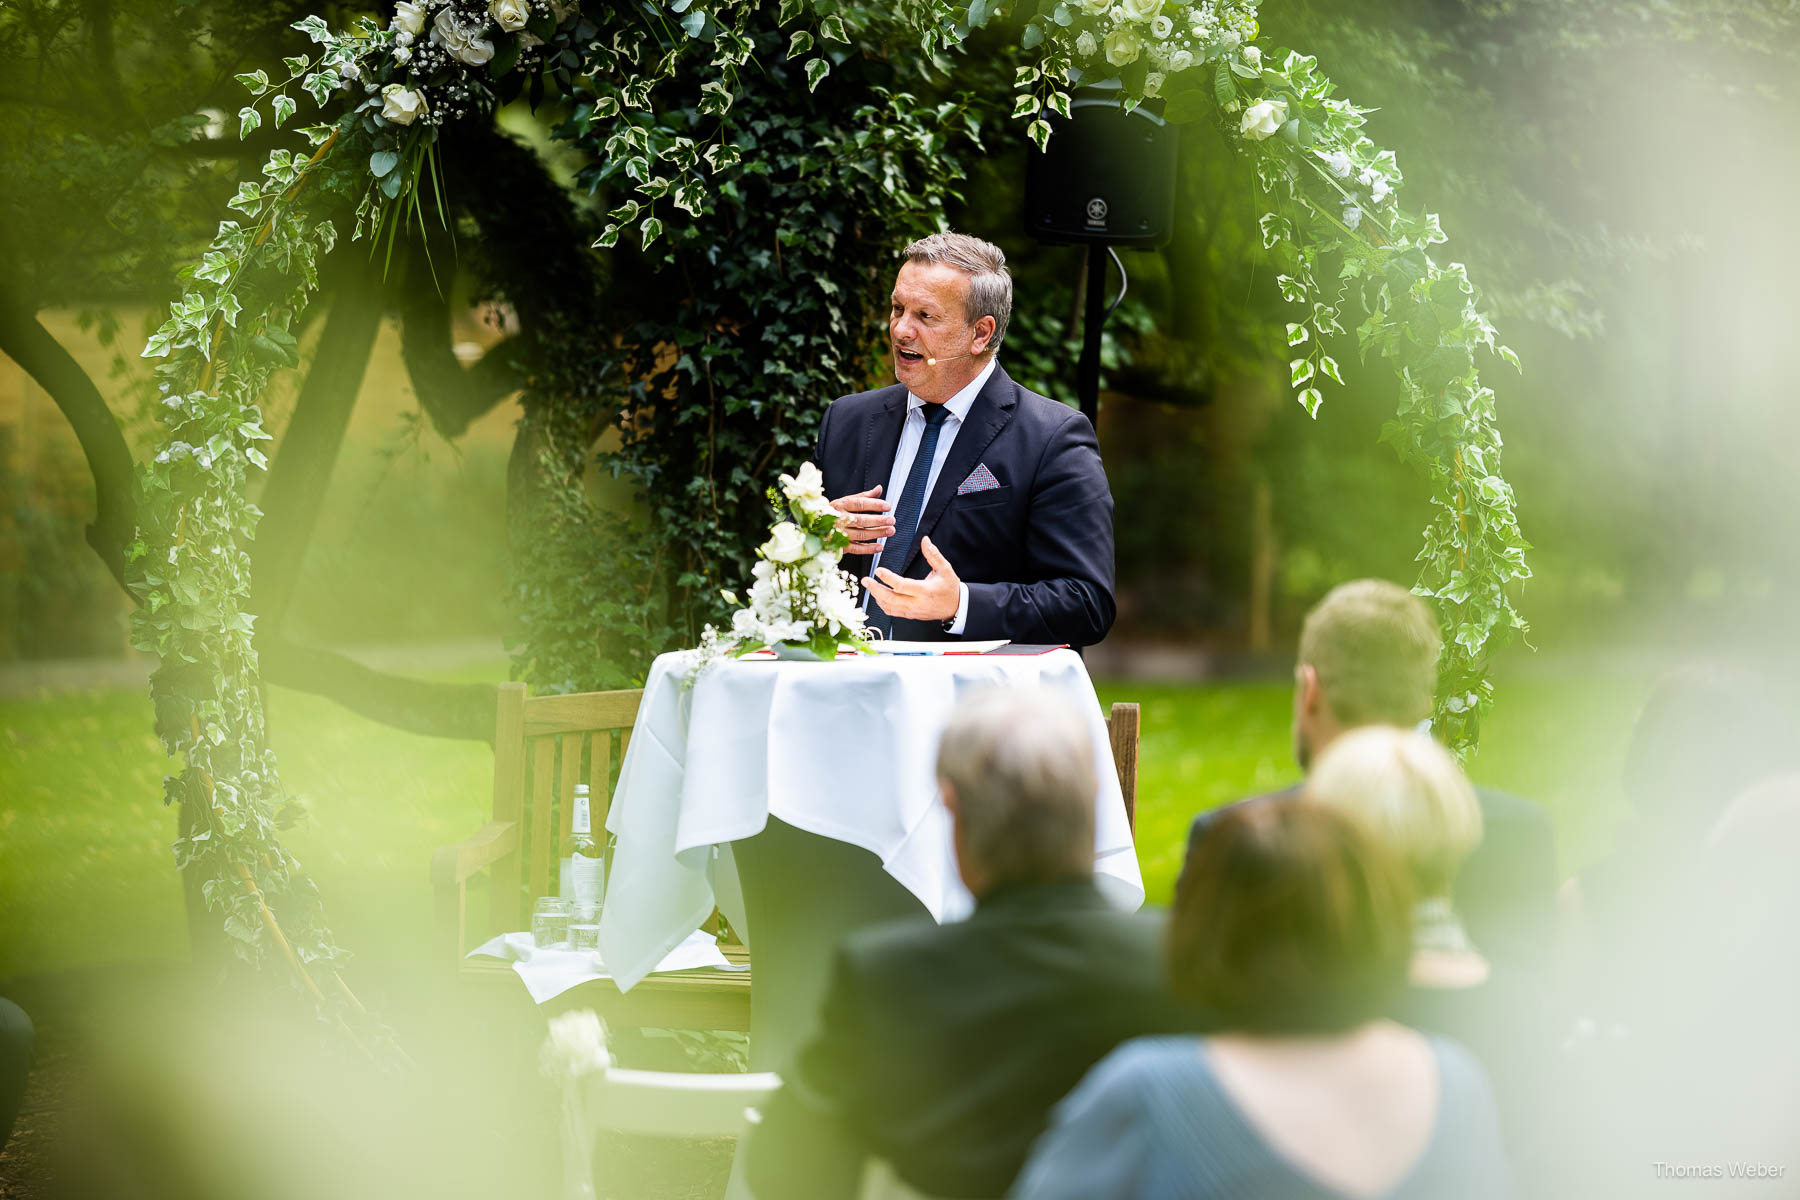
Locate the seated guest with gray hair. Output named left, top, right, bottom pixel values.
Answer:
left=1012, top=797, right=1512, bottom=1200
left=748, top=686, right=1193, bottom=1200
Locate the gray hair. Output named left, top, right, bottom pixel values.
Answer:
left=901, top=232, right=1012, bottom=354
left=936, top=686, right=1096, bottom=887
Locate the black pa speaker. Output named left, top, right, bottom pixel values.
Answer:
left=1024, top=91, right=1178, bottom=248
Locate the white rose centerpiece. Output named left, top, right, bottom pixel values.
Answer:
left=714, top=461, right=871, bottom=662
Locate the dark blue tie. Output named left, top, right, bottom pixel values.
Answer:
left=869, top=403, right=950, bottom=636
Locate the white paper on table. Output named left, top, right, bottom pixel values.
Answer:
left=867, top=639, right=1009, bottom=655
left=466, top=927, right=744, bottom=1006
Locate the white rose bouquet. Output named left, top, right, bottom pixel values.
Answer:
left=720, top=462, right=872, bottom=661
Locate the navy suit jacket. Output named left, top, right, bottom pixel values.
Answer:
left=816, top=363, right=1116, bottom=647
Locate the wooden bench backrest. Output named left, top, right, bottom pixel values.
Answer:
left=488, top=681, right=643, bottom=940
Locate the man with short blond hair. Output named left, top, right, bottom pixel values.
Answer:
left=817, top=231, right=1115, bottom=646
left=1293, top=578, right=1443, bottom=767
left=1179, top=579, right=1559, bottom=972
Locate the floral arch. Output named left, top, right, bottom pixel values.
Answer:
left=132, top=0, right=1528, bottom=1004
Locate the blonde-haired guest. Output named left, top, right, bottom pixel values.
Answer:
left=1307, top=726, right=1555, bottom=1179
left=1307, top=726, right=1486, bottom=980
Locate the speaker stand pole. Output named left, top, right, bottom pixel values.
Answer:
left=1076, top=242, right=1107, bottom=432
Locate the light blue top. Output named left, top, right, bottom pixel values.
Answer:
left=1009, top=1035, right=1512, bottom=1200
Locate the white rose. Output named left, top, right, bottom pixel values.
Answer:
left=1078, top=0, right=1110, bottom=12
left=1320, top=148, right=1353, bottom=178
left=1074, top=29, right=1099, bottom=57
left=391, top=1, right=428, bottom=37
left=1239, top=97, right=1287, bottom=141
left=1150, top=14, right=1173, bottom=39
left=380, top=84, right=426, bottom=125
left=539, top=1010, right=610, bottom=1080
left=490, top=0, right=529, bottom=32
left=431, top=8, right=495, bottom=67
left=1342, top=204, right=1363, bottom=231
left=781, top=462, right=825, bottom=504
left=1168, top=48, right=1194, bottom=71
left=339, top=58, right=361, bottom=83
left=1242, top=45, right=1262, bottom=68
left=1103, top=26, right=1142, bottom=66
left=1143, top=71, right=1166, bottom=98
left=394, top=42, right=413, bottom=64
left=1118, top=0, right=1159, bottom=21
left=762, top=522, right=809, bottom=564
left=820, top=588, right=864, bottom=634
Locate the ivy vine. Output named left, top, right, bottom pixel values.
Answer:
left=135, top=0, right=1530, bottom=1002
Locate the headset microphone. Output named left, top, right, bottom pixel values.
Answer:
left=924, top=352, right=975, bottom=367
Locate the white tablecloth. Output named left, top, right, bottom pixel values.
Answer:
left=596, top=648, right=1144, bottom=991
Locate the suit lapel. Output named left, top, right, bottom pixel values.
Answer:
left=900, top=365, right=1017, bottom=576
left=861, top=386, right=909, bottom=495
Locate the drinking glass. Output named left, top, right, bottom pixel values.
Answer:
left=531, top=896, right=570, bottom=949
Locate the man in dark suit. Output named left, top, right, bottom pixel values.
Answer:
left=818, top=232, right=1115, bottom=647
left=1176, top=579, right=1560, bottom=974
left=748, top=687, right=1191, bottom=1200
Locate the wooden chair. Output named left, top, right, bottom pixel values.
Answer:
left=567, top=1066, right=780, bottom=1200
left=1104, top=700, right=1140, bottom=837
left=432, top=682, right=752, bottom=1031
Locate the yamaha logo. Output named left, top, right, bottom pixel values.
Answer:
left=1085, top=197, right=1108, bottom=225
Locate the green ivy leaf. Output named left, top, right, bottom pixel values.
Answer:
left=1298, top=387, right=1323, bottom=417
left=640, top=215, right=664, bottom=248
left=1285, top=323, right=1308, bottom=347
left=238, top=106, right=261, bottom=139
left=235, top=69, right=271, bottom=97
left=787, top=30, right=813, bottom=58
left=819, top=15, right=849, bottom=42
left=804, top=57, right=830, bottom=92
left=271, top=93, right=297, bottom=127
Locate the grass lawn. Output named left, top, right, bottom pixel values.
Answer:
left=1, top=657, right=1651, bottom=983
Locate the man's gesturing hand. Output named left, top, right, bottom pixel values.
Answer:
left=831, top=485, right=896, bottom=556
left=863, top=536, right=961, bottom=622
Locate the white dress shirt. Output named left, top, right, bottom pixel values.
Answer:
left=865, top=356, right=998, bottom=634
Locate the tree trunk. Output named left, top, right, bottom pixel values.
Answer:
left=0, top=283, right=136, bottom=590
left=249, top=249, right=386, bottom=634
